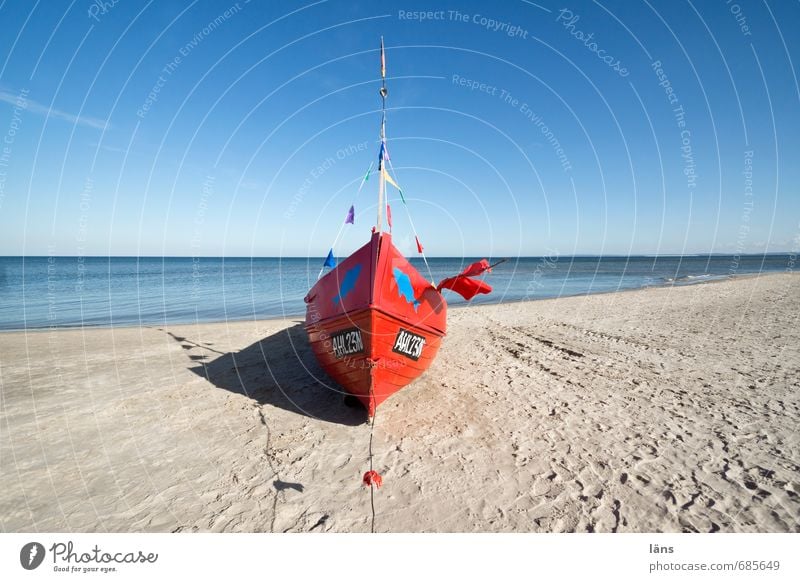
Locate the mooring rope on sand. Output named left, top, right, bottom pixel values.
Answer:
left=368, top=410, right=377, bottom=533
left=362, top=385, right=382, bottom=533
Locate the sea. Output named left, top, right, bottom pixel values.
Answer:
left=0, top=254, right=794, bottom=331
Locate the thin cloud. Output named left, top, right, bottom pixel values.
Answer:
left=87, top=142, right=135, bottom=155
left=0, top=89, right=111, bottom=130
left=238, top=180, right=266, bottom=191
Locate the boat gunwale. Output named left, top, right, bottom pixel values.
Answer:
left=304, top=301, right=446, bottom=337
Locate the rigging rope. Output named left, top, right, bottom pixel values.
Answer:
left=368, top=402, right=377, bottom=533
left=385, top=156, right=436, bottom=285
left=316, top=162, right=373, bottom=280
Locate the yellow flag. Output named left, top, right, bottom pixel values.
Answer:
left=383, top=167, right=401, bottom=190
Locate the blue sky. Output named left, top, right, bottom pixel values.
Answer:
left=0, top=0, right=798, bottom=257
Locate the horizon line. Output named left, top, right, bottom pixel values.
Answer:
left=1, top=252, right=795, bottom=259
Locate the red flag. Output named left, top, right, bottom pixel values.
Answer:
left=460, top=259, right=491, bottom=277
left=436, top=258, right=494, bottom=300
left=437, top=275, right=493, bottom=301
left=415, top=236, right=424, bottom=254
left=386, top=203, right=392, bottom=230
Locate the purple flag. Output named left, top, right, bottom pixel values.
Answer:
left=345, top=205, right=354, bottom=224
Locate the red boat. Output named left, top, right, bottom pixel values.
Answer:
left=304, top=230, right=446, bottom=415
left=304, top=40, right=493, bottom=416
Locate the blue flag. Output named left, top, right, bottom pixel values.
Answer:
left=323, top=249, right=336, bottom=268
left=378, top=141, right=388, bottom=169
left=345, top=205, right=354, bottom=224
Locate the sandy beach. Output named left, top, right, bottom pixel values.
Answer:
left=1, top=272, right=798, bottom=533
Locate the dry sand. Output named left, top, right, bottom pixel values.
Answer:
left=1, top=273, right=798, bottom=532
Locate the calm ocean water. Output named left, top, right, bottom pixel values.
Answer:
left=0, top=254, right=793, bottom=331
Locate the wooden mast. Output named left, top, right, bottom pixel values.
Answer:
left=376, top=37, right=387, bottom=233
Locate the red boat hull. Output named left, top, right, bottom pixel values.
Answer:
left=304, top=232, right=446, bottom=415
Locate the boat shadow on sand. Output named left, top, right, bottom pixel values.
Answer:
left=177, top=323, right=367, bottom=427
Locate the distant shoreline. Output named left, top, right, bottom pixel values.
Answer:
left=2, top=270, right=792, bottom=334
left=0, top=253, right=796, bottom=259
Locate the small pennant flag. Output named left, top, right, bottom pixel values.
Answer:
left=386, top=203, right=392, bottom=229
left=345, top=205, right=354, bottom=224
left=356, top=162, right=373, bottom=194
left=383, top=167, right=401, bottom=191
left=415, top=236, right=424, bottom=254
left=323, top=249, right=336, bottom=268
left=378, top=141, right=389, bottom=168
left=380, top=37, right=386, bottom=79
left=460, top=259, right=491, bottom=277
left=399, top=189, right=406, bottom=204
